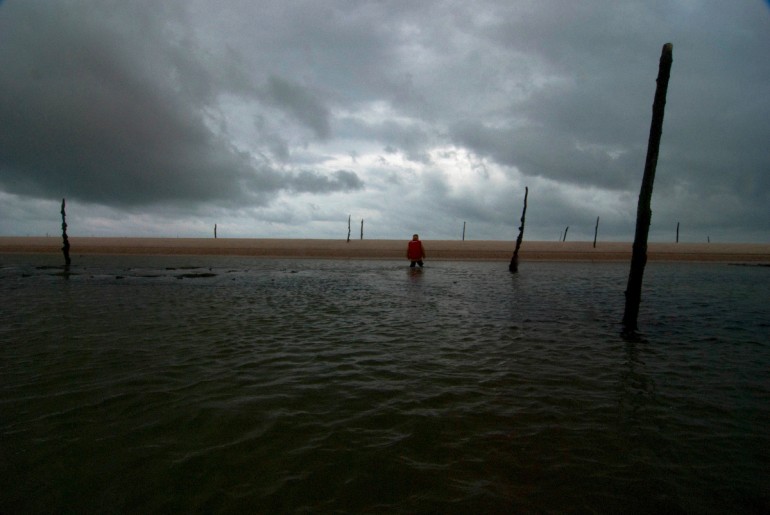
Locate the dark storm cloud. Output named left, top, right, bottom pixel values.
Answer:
left=449, top=120, right=642, bottom=190
left=264, top=76, right=332, bottom=140
left=0, top=1, right=358, bottom=210
left=289, top=169, right=363, bottom=193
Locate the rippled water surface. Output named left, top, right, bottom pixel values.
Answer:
left=1, top=255, right=768, bottom=513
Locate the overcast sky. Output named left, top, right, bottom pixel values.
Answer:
left=1, top=0, right=768, bottom=242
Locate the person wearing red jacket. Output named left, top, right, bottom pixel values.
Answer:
left=406, top=234, right=426, bottom=268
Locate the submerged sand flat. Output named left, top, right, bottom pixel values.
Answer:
left=2, top=236, right=769, bottom=262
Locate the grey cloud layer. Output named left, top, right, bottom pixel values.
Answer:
left=0, top=0, right=768, bottom=240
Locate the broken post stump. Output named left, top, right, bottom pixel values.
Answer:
left=60, top=198, right=71, bottom=266
left=509, top=187, right=528, bottom=273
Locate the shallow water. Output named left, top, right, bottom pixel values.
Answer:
left=1, top=255, right=768, bottom=513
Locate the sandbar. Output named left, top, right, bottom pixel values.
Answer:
left=1, top=237, right=769, bottom=263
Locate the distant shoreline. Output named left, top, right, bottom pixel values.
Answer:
left=2, top=236, right=769, bottom=263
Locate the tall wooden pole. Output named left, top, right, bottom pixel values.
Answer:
left=360, top=219, right=364, bottom=240
left=623, top=43, right=673, bottom=332
left=462, top=221, right=466, bottom=241
left=509, top=187, right=528, bottom=273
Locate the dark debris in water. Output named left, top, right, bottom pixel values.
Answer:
left=176, top=273, right=217, bottom=279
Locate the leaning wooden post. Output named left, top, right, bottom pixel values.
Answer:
left=623, top=43, right=673, bottom=332
left=60, top=198, right=71, bottom=266
left=593, top=216, right=600, bottom=248
left=509, top=186, right=528, bottom=273
left=562, top=226, right=569, bottom=242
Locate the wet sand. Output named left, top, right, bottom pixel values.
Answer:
left=2, top=237, right=769, bottom=263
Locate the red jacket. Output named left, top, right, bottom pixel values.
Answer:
left=407, top=240, right=425, bottom=260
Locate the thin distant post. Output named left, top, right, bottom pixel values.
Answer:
left=347, top=215, right=351, bottom=243
left=562, top=226, right=569, bottom=242
left=214, top=224, right=217, bottom=239
left=623, top=43, right=673, bottom=332
left=593, top=217, right=600, bottom=248
left=462, top=221, right=466, bottom=241
left=360, top=219, right=364, bottom=240
left=60, top=198, right=71, bottom=266
left=676, top=222, right=680, bottom=243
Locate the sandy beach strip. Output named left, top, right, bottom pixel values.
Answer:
left=2, top=236, right=769, bottom=263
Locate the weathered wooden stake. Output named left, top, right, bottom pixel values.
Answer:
left=676, top=222, right=680, bottom=243
left=509, top=187, right=528, bottom=273
left=623, top=43, right=673, bottom=332
left=593, top=216, right=600, bottom=248
left=360, top=219, right=364, bottom=240
left=214, top=224, right=217, bottom=239
left=462, top=221, right=466, bottom=241
left=347, top=215, right=351, bottom=243
left=60, top=198, right=71, bottom=266
left=562, top=226, right=569, bottom=242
